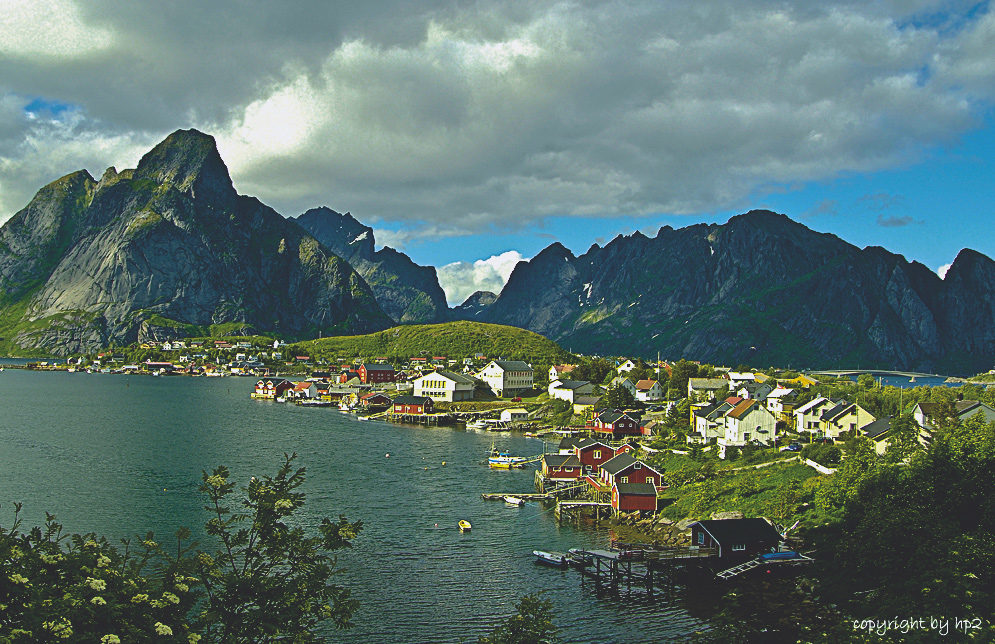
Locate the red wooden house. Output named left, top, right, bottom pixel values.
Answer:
left=359, top=363, right=397, bottom=384
left=253, top=378, right=294, bottom=399
left=612, top=482, right=658, bottom=513
left=540, top=454, right=583, bottom=482
left=573, top=438, right=616, bottom=476
left=392, top=395, right=434, bottom=415
left=690, top=518, right=783, bottom=560
left=598, top=452, right=664, bottom=489
left=360, top=392, right=393, bottom=407
left=590, top=409, right=643, bottom=438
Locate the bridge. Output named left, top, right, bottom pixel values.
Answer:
left=807, top=369, right=944, bottom=380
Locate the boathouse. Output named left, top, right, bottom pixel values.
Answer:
left=690, top=518, right=782, bottom=559
left=253, top=378, right=294, bottom=399
left=590, top=409, right=643, bottom=438
left=541, top=454, right=583, bottom=482
left=572, top=438, right=615, bottom=474
left=360, top=392, right=392, bottom=407
left=392, top=395, right=434, bottom=415
left=598, top=453, right=663, bottom=489
left=612, top=481, right=658, bottom=513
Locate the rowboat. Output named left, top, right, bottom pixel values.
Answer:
left=459, top=520, right=472, bottom=532
left=504, top=496, right=524, bottom=506
left=533, top=550, right=568, bottom=568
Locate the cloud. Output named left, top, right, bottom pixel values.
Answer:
left=801, top=199, right=839, bottom=219
left=437, top=251, right=526, bottom=305
left=858, top=193, right=907, bottom=211
left=937, top=263, right=952, bottom=279
left=876, top=214, right=922, bottom=227
left=1, top=0, right=994, bottom=233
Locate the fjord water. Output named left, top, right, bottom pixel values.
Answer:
left=0, top=370, right=703, bottom=643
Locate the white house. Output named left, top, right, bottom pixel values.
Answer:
left=413, top=370, right=476, bottom=402
left=617, top=360, right=637, bottom=373
left=718, top=399, right=777, bottom=457
left=609, top=376, right=638, bottom=397
left=500, top=408, right=529, bottom=423
left=793, top=396, right=837, bottom=433
left=634, top=379, right=664, bottom=401
left=478, top=361, right=533, bottom=397
left=912, top=400, right=995, bottom=430
left=548, top=379, right=595, bottom=403
left=548, top=364, right=577, bottom=381
left=764, top=387, right=795, bottom=413
left=726, top=371, right=756, bottom=388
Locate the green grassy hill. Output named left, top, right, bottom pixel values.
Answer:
left=295, top=321, right=575, bottom=364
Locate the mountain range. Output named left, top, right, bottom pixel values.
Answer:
left=1, top=129, right=992, bottom=372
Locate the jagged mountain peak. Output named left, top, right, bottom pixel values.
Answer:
left=134, top=128, right=235, bottom=204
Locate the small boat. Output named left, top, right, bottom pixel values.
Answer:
left=467, top=419, right=489, bottom=430
left=459, top=520, right=472, bottom=533
left=299, top=399, right=332, bottom=407
left=533, top=550, right=568, bottom=568
left=488, top=453, right=529, bottom=468
left=504, top=496, right=525, bottom=506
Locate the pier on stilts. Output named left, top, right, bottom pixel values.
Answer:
left=569, top=544, right=719, bottom=594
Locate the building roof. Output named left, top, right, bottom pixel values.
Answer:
left=543, top=454, right=575, bottom=468
left=860, top=416, right=892, bottom=440
left=503, top=408, right=528, bottom=415
left=422, top=370, right=476, bottom=384
left=635, top=379, right=660, bottom=391
left=694, top=518, right=781, bottom=544
left=551, top=379, right=592, bottom=390
left=614, top=482, right=657, bottom=496
left=600, top=452, right=637, bottom=474
left=361, top=363, right=395, bottom=371
left=393, top=395, right=432, bottom=405
left=575, top=438, right=612, bottom=450
left=727, top=399, right=760, bottom=420
left=688, top=378, right=727, bottom=390
left=558, top=436, right=583, bottom=450
left=794, top=396, right=831, bottom=415
left=573, top=396, right=602, bottom=406
left=821, top=402, right=854, bottom=423
left=489, top=360, right=533, bottom=371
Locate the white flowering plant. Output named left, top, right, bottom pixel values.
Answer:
left=1, top=454, right=362, bottom=644
left=0, top=503, right=200, bottom=643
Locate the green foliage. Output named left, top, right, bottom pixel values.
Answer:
left=301, top=321, right=574, bottom=363
left=882, top=413, right=923, bottom=464
left=602, top=383, right=635, bottom=409
left=0, top=505, right=200, bottom=643
left=571, top=358, right=614, bottom=384
left=801, top=443, right=842, bottom=466
left=477, top=592, right=558, bottom=644
left=0, top=454, right=361, bottom=643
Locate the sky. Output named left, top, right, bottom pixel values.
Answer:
left=1, top=0, right=993, bottom=306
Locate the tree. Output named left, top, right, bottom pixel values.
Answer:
left=884, top=413, right=923, bottom=463
left=0, top=454, right=362, bottom=643
left=603, top=383, right=635, bottom=409
left=668, top=359, right=700, bottom=398
left=197, top=454, right=363, bottom=642
left=478, top=592, right=558, bottom=644
left=856, top=373, right=876, bottom=389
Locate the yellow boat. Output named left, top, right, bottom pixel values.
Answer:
left=459, top=520, right=472, bottom=532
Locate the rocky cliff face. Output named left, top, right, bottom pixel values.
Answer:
left=481, top=210, right=993, bottom=373
left=0, top=129, right=392, bottom=355
left=451, top=291, right=498, bottom=320
left=295, top=207, right=450, bottom=324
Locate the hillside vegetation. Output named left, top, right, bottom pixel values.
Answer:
left=295, top=321, right=575, bottom=363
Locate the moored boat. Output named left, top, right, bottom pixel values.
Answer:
left=488, top=453, right=529, bottom=468
left=504, top=496, right=525, bottom=506
left=459, top=520, right=472, bottom=532
left=533, top=550, right=568, bottom=568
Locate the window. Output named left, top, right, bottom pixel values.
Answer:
left=698, top=533, right=705, bottom=545
left=634, top=463, right=642, bottom=469
left=620, top=476, right=628, bottom=483
left=732, top=543, right=745, bottom=551
left=593, top=450, right=601, bottom=458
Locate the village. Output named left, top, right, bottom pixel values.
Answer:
left=24, top=336, right=995, bottom=589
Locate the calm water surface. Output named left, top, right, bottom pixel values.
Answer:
left=0, top=370, right=705, bottom=643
